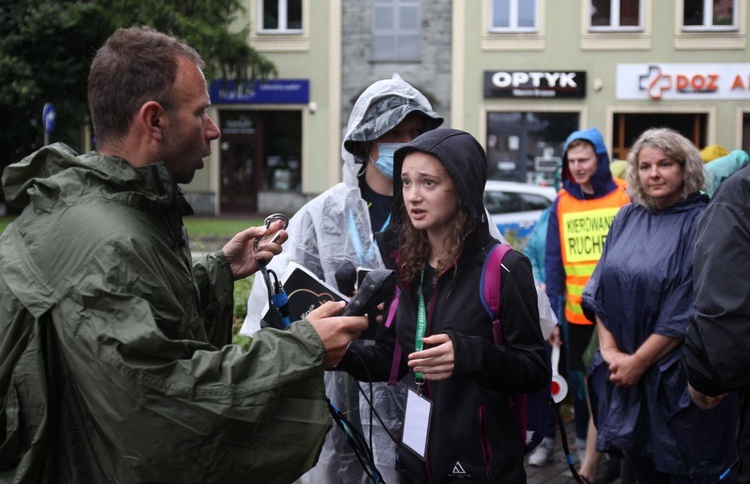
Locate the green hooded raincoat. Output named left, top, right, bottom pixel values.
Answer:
left=0, top=144, right=331, bottom=483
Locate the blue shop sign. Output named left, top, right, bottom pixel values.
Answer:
left=210, top=79, right=309, bottom=104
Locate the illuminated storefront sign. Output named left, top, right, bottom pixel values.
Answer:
left=617, top=64, right=750, bottom=100
left=210, top=79, right=310, bottom=104
left=484, top=70, right=587, bottom=98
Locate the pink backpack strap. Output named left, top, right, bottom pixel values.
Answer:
left=480, top=242, right=547, bottom=454
left=479, top=243, right=513, bottom=345
left=384, top=286, right=400, bottom=329
left=387, top=287, right=402, bottom=385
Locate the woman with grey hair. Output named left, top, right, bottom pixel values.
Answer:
left=582, top=128, right=738, bottom=482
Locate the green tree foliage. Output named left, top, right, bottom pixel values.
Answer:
left=0, top=0, right=276, bottom=169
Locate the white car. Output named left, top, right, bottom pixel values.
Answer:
left=483, top=180, right=557, bottom=244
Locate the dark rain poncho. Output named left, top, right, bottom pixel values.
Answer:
left=0, top=144, right=331, bottom=483
left=583, top=194, right=737, bottom=480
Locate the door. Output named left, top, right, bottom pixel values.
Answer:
left=220, top=135, right=263, bottom=212
left=219, top=111, right=264, bottom=213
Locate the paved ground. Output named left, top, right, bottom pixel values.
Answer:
left=524, top=407, right=623, bottom=484
left=525, top=415, right=585, bottom=484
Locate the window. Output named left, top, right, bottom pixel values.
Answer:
left=484, top=191, right=522, bottom=214
left=611, top=112, right=707, bottom=160
left=218, top=110, right=302, bottom=213
left=490, top=0, right=537, bottom=31
left=260, top=0, right=302, bottom=33
left=372, top=0, right=421, bottom=61
left=683, top=0, right=737, bottom=30
left=590, top=0, right=642, bottom=30
left=521, top=193, right=554, bottom=211
left=484, top=191, right=553, bottom=214
left=482, top=0, right=546, bottom=51
left=581, top=0, right=652, bottom=49
left=486, top=112, right=579, bottom=184
left=674, top=0, right=745, bottom=49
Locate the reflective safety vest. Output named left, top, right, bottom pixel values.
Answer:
left=556, top=180, right=629, bottom=325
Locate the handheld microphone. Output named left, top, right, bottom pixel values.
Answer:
left=340, top=269, right=396, bottom=317
left=335, top=261, right=358, bottom=297
left=270, top=274, right=291, bottom=327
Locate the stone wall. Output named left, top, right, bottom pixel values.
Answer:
left=341, top=0, right=453, bottom=129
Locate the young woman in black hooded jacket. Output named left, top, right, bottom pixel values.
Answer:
left=337, top=128, right=549, bottom=483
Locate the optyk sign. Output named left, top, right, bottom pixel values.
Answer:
left=484, top=70, right=587, bottom=98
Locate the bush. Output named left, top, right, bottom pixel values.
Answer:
left=232, top=276, right=254, bottom=350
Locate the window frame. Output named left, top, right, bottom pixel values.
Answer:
left=673, top=0, right=746, bottom=49
left=681, top=0, right=738, bottom=31
left=258, top=0, right=303, bottom=34
left=588, top=0, right=644, bottom=32
left=489, top=0, right=539, bottom=33
left=371, top=0, right=422, bottom=62
left=483, top=107, right=584, bottom=185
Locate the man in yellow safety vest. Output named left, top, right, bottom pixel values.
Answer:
left=529, top=128, right=629, bottom=477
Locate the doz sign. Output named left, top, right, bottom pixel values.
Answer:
left=617, top=63, right=750, bottom=100
left=484, top=70, right=586, bottom=98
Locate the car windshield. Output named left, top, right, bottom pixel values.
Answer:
left=484, top=190, right=551, bottom=214
left=484, top=191, right=522, bottom=214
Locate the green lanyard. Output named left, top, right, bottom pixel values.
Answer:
left=415, top=269, right=427, bottom=392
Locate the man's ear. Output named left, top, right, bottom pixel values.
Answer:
left=138, top=101, right=166, bottom=141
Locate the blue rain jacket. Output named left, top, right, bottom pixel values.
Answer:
left=583, top=193, right=737, bottom=480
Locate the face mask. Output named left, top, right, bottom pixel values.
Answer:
left=371, top=142, right=404, bottom=180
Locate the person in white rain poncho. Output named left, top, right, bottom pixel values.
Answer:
left=241, top=74, right=556, bottom=482
left=242, top=74, right=443, bottom=483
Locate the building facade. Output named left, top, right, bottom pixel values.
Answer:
left=187, top=0, right=342, bottom=214
left=340, top=0, right=453, bottom=140
left=453, top=0, right=750, bottom=185
left=183, top=0, right=750, bottom=214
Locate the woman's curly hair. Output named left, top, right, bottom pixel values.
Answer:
left=397, top=196, right=471, bottom=283
left=625, top=127, right=705, bottom=211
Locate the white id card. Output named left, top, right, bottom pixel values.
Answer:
left=402, top=388, right=432, bottom=459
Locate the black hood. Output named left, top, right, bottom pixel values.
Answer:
left=390, top=128, right=491, bottom=242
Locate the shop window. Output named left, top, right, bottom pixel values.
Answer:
left=682, top=0, right=737, bottom=30
left=490, top=0, right=538, bottom=31
left=372, top=0, right=421, bottom=61
left=743, top=113, right=750, bottom=153
left=589, top=0, right=642, bottom=30
left=486, top=112, right=580, bottom=184
left=260, top=0, right=302, bottom=33
left=218, top=110, right=302, bottom=213
left=262, top=111, right=302, bottom=192
left=611, top=112, right=707, bottom=161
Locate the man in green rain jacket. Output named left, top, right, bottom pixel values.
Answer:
left=0, top=27, right=367, bottom=483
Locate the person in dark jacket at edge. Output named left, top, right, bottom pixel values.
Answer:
left=583, top=128, right=737, bottom=483
left=0, top=26, right=369, bottom=483
left=335, top=128, right=549, bottom=483
left=682, top=156, right=750, bottom=483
